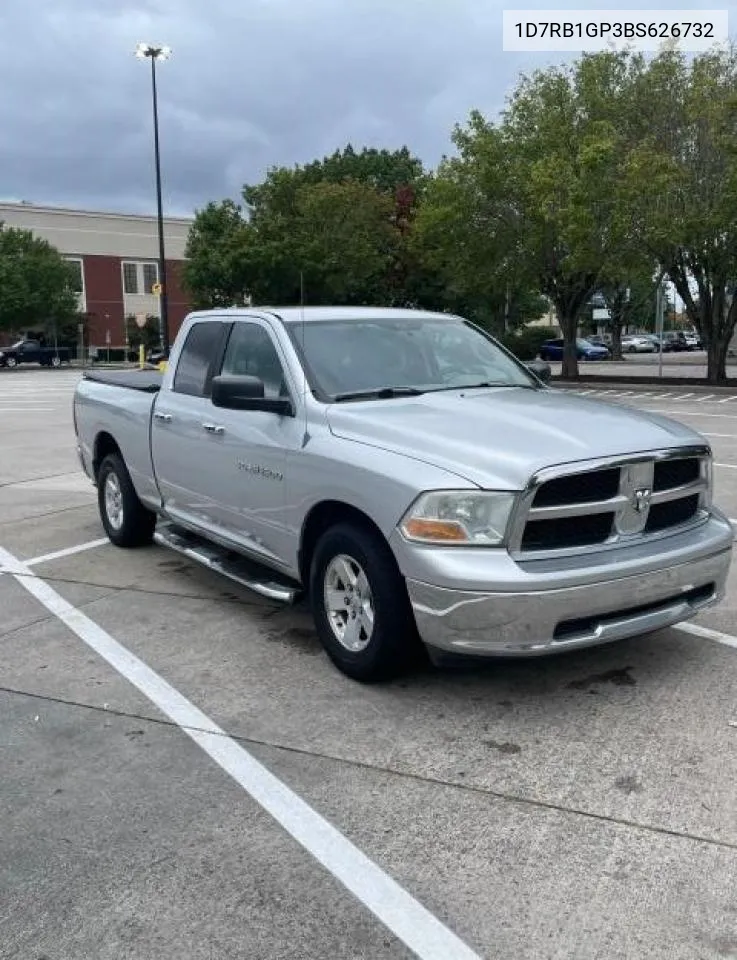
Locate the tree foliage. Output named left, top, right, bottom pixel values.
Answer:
left=620, top=46, right=737, bottom=381
left=186, top=146, right=430, bottom=309
left=0, top=224, right=79, bottom=333
left=183, top=200, right=253, bottom=308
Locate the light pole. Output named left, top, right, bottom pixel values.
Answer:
left=135, top=42, right=171, bottom=355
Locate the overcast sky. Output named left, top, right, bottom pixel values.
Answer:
left=1, top=0, right=734, bottom=218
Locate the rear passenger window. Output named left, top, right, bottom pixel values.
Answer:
left=173, top=322, right=223, bottom=397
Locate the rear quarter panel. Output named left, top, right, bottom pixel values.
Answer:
left=74, top=379, right=160, bottom=508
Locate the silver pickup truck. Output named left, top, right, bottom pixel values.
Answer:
left=73, top=306, right=733, bottom=681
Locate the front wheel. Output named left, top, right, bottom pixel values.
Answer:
left=6, top=357, right=17, bottom=368
left=51, top=355, right=61, bottom=368
left=310, top=523, right=420, bottom=682
left=97, top=453, right=156, bottom=547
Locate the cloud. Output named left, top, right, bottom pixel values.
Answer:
left=1, top=0, right=734, bottom=216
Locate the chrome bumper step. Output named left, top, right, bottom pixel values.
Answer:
left=153, top=522, right=301, bottom=604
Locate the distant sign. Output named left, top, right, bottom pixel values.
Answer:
left=135, top=313, right=147, bottom=329
left=593, top=308, right=611, bottom=321
left=151, top=282, right=162, bottom=296
left=105, top=330, right=111, bottom=344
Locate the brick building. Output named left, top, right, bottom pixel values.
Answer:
left=0, top=201, right=194, bottom=348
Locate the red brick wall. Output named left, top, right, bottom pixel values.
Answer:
left=166, top=259, right=190, bottom=341
left=83, top=255, right=127, bottom=346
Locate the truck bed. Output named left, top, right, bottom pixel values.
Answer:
left=82, top=369, right=163, bottom=393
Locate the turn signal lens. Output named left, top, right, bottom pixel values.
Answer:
left=402, top=518, right=468, bottom=542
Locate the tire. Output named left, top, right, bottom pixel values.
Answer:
left=6, top=357, right=17, bottom=368
left=51, top=355, right=61, bottom=368
left=97, top=453, right=156, bottom=548
left=309, top=522, right=420, bottom=682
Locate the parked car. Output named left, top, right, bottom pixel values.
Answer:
left=621, top=335, right=655, bottom=354
left=587, top=335, right=611, bottom=347
left=73, top=306, right=732, bottom=681
left=0, top=339, right=71, bottom=368
left=661, top=331, right=690, bottom=352
left=538, top=338, right=610, bottom=361
left=684, top=332, right=702, bottom=350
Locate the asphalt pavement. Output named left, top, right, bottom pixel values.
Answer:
left=2, top=367, right=737, bottom=960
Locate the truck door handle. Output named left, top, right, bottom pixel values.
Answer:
left=202, top=423, right=225, bottom=435
left=154, top=412, right=173, bottom=423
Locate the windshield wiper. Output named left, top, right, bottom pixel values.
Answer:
left=332, top=386, right=426, bottom=402
left=430, top=381, right=537, bottom=392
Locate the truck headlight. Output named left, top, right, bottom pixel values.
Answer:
left=399, top=491, right=516, bottom=546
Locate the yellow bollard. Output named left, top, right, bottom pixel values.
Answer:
left=139, top=344, right=145, bottom=369
left=157, top=360, right=168, bottom=373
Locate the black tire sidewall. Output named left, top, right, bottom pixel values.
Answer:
left=97, top=453, right=155, bottom=547
left=310, top=523, right=417, bottom=682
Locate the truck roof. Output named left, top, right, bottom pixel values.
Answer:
left=186, top=306, right=460, bottom=325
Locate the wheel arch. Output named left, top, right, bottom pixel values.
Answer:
left=92, top=431, right=122, bottom=480
left=298, top=500, right=393, bottom=588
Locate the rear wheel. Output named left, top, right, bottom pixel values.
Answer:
left=310, top=522, right=420, bottom=682
left=51, top=355, right=61, bottom=368
left=97, top=453, right=156, bottom=547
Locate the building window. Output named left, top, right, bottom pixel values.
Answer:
left=64, top=257, right=84, bottom=293
left=142, top=263, right=158, bottom=294
left=123, top=262, right=139, bottom=294
left=122, top=261, right=159, bottom=296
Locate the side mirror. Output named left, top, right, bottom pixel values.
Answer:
left=211, top=375, right=294, bottom=416
left=525, top=360, right=552, bottom=384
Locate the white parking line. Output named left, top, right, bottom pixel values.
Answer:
left=23, top=538, right=109, bottom=568
left=0, top=544, right=481, bottom=960
left=676, top=622, right=737, bottom=651
left=645, top=409, right=737, bottom=420
left=715, top=463, right=737, bottom=470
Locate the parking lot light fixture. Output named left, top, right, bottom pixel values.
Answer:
left=135, top=43, right=172, bottom=355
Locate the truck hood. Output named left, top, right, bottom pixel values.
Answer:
left=326, top=387, right=705, bottom=489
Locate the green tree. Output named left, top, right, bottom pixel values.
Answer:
left=413, top=151, right=547, bottom=333
left=183, top=200, right=253, bottom=308
left=288, top=180, right=399, bottom=303
left=0, top=223, right=79, bottom=334
left=498, top=52, right=647, bottom=377
left=621, top=46, right=737, bottom=382
left=240, top=146, right=427, bottom=305
left=415, top=51, right=645, bottom=376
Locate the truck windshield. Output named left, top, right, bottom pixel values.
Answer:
left=285, top=317, right=536, bottom=400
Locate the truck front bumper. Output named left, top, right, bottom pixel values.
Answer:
left=396, top=513, right=733, bottom=657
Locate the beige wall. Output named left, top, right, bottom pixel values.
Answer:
left=0, top=202, right=192, bottom=259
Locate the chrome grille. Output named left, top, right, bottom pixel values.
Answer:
left=509, top=448, right=710, bottom=559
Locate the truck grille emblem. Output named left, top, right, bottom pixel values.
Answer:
left=616, top=463, right=654, bottom=535
left=632, top=487, right=652, bottom=513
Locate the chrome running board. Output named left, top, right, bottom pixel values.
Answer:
left=153, top=522, right=300, bottom=603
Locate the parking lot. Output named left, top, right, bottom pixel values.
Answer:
left=3, top=368, right=737, bottom=960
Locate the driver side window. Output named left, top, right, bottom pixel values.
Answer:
left=221, top=323, right=289, bottom=399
